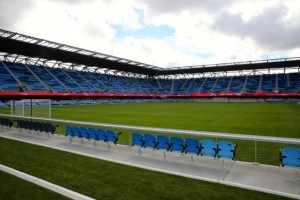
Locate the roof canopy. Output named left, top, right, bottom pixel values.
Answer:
left=1, top=29, right=299, bottom=77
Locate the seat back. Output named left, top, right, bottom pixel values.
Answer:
left=132, top=132, right=144, bottom=147
left=201, top=139, right=217, bottom=157
left=65, top=125, right=73, bottom=137
left=170, top=137, right=185, bottom=153
left=157, top=135, right=170, bottom=151
left=46, top=123, right=56, bottom=134
left=106, top=130, right=120, bottom=144
left=96, top=128, right=107, bottom=142
left=79, top=127, right=88, bottom=138
left=72, top=126, right=80, bottom=137
left=87, top=128, right=97, bottom=139
left=281, top=147, right=300, bottom=167
left=185, top=138, right=200, bottom=154
left=144, top=134, right=157, bottom=149
left=218, top=141, right=237, bottom=160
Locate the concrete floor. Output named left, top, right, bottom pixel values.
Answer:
left=0, top=128, right=299, bottom=199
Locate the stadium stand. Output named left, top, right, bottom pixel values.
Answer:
left=0, top=61, right=300, bottom=95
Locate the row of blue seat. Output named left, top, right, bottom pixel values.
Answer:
left=132, top=133, right=237, bottom=160
left=0, top=118, right=13, bottom=127
left=65, top=125, right=121, bottom=145
left=17, top=120, right=57, bottom=134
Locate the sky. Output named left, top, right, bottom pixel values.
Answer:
left=0, top=0, right=300, bottom=68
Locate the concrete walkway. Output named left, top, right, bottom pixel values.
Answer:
left=0, top=128, right=299, bottom=199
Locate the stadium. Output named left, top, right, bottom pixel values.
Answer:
left=0, top=26, right=300, bottom=200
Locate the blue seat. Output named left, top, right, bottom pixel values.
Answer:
left=24, top=121, right=30, bottom=130
left=280, top=147, right=300, bottom=167
left=40, top=123, right=47, bottom=133
left=34, top=122, right=41, bottom=131
left=17, top=120, right=25, bottom=129
left=65, top=125, right=73, bottom=137
left=45, top=123, right=56, bottom=134
left=201, top=139, right=217, bottom=157
left=72, top=126, right=80, bottom=137
left=79, top=127, right=89, bottom=139
left=96, top=128, right=107, bottom=142
left=170, top=137, right=185, bottom=153
left=185, top=138, right=200, bottom=155
left=87, top=128, right=97, bottom=140
left=218, top=141, right=237, bottom=160
left=132, top=132, right=144, bottom=147
left=144, top=134, right=157, bottom=149
left=106, top=130, right=121, bottom=145
left=157, top=135, right=170, bottom=151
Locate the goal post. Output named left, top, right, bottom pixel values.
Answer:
left=11, top=99, right=52, bottom=118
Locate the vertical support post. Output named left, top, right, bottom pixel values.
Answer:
left=59, top=123, right=62, bottom=136
left=129, top=129, right=132, bottom=147
left=191, top=155, right=194, bottom=164
left=254, top=140, right=259, bottom=165
left=30, top=99, right=33, bottom=118
left=22, top=100, right=25, bottom=116
left=49, top=99, right=52, bottom=119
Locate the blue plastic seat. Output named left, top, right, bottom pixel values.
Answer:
left=201, top=139, right=217, bottom=157
left=132, top=132, right=144, bottom=147
left=144, top=134, right=157, bottom=149
left=87, top=128, right=97, bottom=140
left=34, top=122, right=41, bottom=131
left=24, top=121, right=30, bottom=130
left=79, top=127, right=89, bottom=139
left=218, top=141, right=237, bottom=160
left=72, top=126, right=80, bottom=137
left=157, top=136, right=170, bottom=151
left=45, top=123, right=56, bottom=134
left=170, top=137, right=185, bottom=153
left=39, top=123, right=47, bottom=133
left=185, top=138, right=200, bottom=155
left=106, top=130, right=121, bottom=145
left=280, top=147, right=300, bottom=167
left=96, top=128, right=107, bottom=142
left=65, top=125, right=73, bottom=137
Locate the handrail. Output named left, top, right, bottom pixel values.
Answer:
left=1, top=113, right=299, bottom=145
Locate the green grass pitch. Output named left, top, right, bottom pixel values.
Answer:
left=0, top=102, right=299, bottom=199
left=51, top=102, right=300, bottom=138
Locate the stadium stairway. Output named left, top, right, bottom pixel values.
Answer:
left=0, top=128, right=299, bottom=199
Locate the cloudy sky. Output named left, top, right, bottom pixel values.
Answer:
left=1, top=0, right=299, bottom=68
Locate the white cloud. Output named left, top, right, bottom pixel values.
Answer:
left=0, top=0, right=299, bottom=68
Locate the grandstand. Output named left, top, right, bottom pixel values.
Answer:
left=0, top=28, right=299, bottom=102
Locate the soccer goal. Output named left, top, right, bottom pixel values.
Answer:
left=10, top=99, right=51, bottom=118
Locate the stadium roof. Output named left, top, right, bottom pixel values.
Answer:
left=0, top=29, right=299, bottom=77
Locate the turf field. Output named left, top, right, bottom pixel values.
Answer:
left=0, top=102, right=299, bottom=199
left=49, top=102, right=300, bottom=138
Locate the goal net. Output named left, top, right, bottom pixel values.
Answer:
left=10, top=99, right=51, bottom=118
